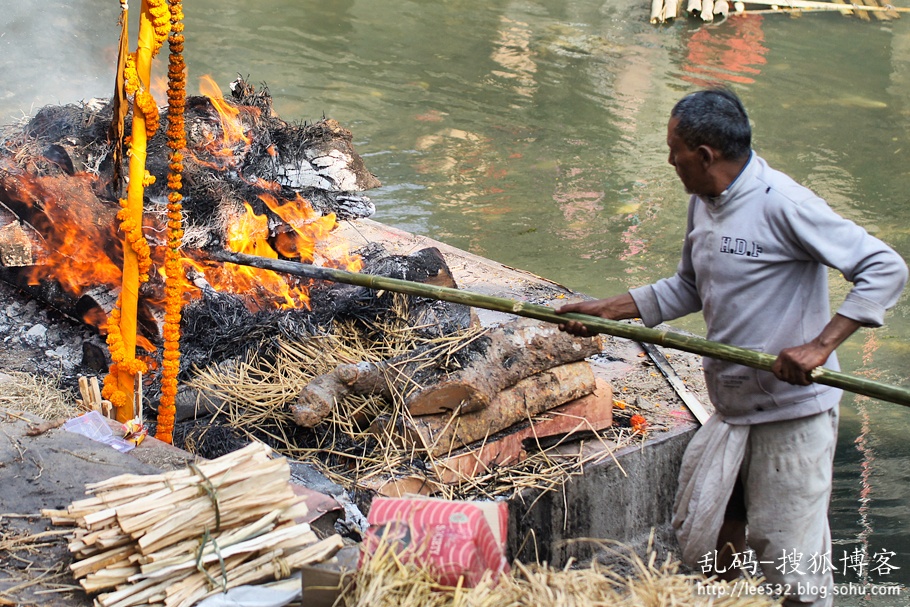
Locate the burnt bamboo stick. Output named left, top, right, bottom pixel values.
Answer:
left=209, top=249, right=910, bottom=408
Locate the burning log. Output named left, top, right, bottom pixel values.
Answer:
left=293, top=317, right=603, bottom=427
left=308, top=246, right=474, bottom=336
left=0, top=221, right=34, bottom=266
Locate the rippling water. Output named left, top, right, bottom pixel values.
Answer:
left=3, top=1, right=910, bottom=600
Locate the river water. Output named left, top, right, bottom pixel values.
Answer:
left=3, top=1, right=910, bottom=601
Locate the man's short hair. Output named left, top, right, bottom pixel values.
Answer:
left=671, top=88, right=751, bottom=161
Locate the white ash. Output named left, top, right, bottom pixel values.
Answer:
left=0, top=279, right=107, bottom=381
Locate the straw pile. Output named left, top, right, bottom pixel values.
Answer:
left=0, top=370, right=80, bottom=420
left=342, top=540, right=781, bottom=607
left=42, top=442, right=343, bottom=607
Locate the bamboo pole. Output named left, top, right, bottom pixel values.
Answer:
left=209, top=250, right=910, bottom=408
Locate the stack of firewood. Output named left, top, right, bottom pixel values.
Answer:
left=43, top=442, right=343, bottom=607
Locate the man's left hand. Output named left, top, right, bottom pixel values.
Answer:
left=772, top=343, right=831, bottom=386
left=771, top=314, right=863, bottom=385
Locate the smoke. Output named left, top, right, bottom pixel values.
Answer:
left=0, top=0, right=122, bottom=125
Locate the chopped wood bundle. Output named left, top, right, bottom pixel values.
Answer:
left=43, top=442, right=343, bottom=607
left=293, top=317, right=603, bottom=427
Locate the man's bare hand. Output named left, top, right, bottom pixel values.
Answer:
left=554, top=293, right=640, bottom=337
left=771, top=314, right=863, bottom=385
left=772, top=343, right=831, bottom=386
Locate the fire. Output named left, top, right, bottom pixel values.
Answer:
left=2, top=77, right=361, bottom=345
left=197, top=74, right=252, bottom=161
left=185, top=78, right=362, bottom=308
left=196, top=191, right=361, bottom=309
left=3, top=170, right=124, bottom=305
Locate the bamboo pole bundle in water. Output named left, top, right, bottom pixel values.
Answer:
left=209, top=250, right=910, bottom=408
left=43, top=442, right=343, bottom=607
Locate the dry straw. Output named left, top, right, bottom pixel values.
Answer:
left=0, top=370, right=81, bottom=420
left=340, top=539, right=781, bottom=607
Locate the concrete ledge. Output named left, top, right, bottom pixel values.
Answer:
left=508, top=420, right=697, bottom=565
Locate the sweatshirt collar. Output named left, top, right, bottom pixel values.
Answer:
left=703, top=151, right=754, bottom=207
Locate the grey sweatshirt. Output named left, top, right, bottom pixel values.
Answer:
left=630, top=153, right=908, bottom=424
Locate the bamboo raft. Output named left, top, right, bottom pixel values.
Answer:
left=650, top=0, right=906, bottom=23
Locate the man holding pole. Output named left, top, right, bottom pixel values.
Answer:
left=556, top=87, right=907, bottom=606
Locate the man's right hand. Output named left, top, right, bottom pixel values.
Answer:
left=554, top=293, right=640, bottom=337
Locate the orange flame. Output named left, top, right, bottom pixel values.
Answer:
left=4, top=77, right=364, bottom=340
left=198, top=75, right=252, bottom=157
left=191, top=193, right=361, bottom=309
left=7, top=172, right=123, bottom=296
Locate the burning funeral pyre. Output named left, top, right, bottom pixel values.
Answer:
left=0, top=76, right=625, bottom=509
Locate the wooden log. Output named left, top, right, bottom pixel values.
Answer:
left=70, top=544, right=136, bottom=579
left=80, top=565, right=143, bottom=594
left=294, top=317, right=603, bottom=427
left=358, top=379, right=613, bottom=496
left=432, top=378, right=614, bottom=482
left=95, top=573, right=178, bottom=607
left=374, top=361, right=598, bottom=457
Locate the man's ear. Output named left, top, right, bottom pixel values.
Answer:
left=697, top=145, right=715, bottom=166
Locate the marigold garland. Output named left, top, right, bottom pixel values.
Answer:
left=155, top=0, right=186, bottom=444
left=147, top=0, right=171, bottom=56
left=124, top=53, right=140, bottom=96
left=104, top=0, right=172, bottom=422
left=104, top=196, right=152, bottom=410
left=121, top=0, right=170, bottom=139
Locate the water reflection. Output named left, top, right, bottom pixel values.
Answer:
left=681, top=16, right=768, bottom=85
